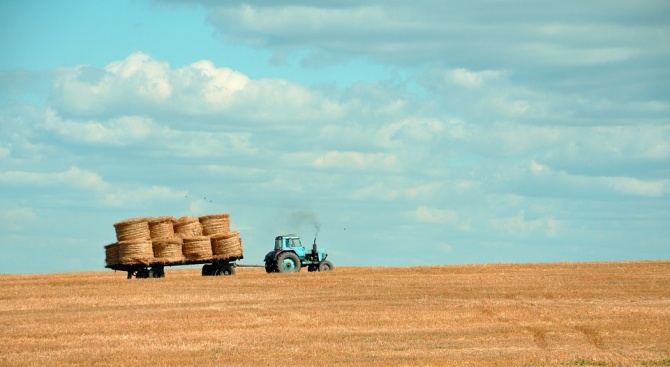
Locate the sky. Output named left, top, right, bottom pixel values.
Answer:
left=1, top=0, right=669, bottom=274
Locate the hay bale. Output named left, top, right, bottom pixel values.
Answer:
left=174, top=216, right=203, bottom=238
left=148, top=216, right=175, bottom=239
left=199, top=213, right=230, bottom=236
left=117, top=239, right=154, bottom=265
left=113, top=217, right=151, bottom=242
left=182, top=236, right=213, bottom=261
left=211, top=232, right=243, bottom=260
left=152, top=237, right=184, bottom=264
left=104, top=243, right=119, bottom=266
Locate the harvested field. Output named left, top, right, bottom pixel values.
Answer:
left=0, top=262, right=668, bottom=366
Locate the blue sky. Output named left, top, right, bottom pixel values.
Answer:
left=1, top=0, right=669, bottom=274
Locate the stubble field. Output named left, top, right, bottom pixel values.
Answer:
left=0, top=261, right=668, bottom=366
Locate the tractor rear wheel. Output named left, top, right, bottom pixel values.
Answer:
left=276, top=252, right=301, bottom=273
left=318, top=261, right=333, bottom=272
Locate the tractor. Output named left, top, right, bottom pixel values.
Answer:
left=264, top=234, right=333, bottom=273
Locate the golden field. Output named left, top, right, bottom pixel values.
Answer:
left=0, top=262, right=668, bottom=366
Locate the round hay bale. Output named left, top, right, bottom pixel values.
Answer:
left=104, top=243, right=119, bottom=266
left=174, top=216, right=203, bottom=238
left=211, top=232, right=243, bottom=260
left=148, top=216, right=175, bottom=239
left=117, top=239, right=154, bottom=265
left=113, top=217, right=151, bottom=242
left=182, top=236, right=213, bottom=261
left=199, top=213, right=230, bottom=236
left=152, top=237, right=184, bottom=264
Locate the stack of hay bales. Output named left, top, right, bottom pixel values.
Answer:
left=108, top=218, right=154, bottom=266
left=105, top=212, right=243, bottom=267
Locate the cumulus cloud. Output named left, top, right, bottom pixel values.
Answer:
left=0, top=166, right=109, bottom=191
left=49, top=52, right=345, bottom=126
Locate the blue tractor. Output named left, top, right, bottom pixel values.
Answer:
left=264, top=234, right=334, bottom=273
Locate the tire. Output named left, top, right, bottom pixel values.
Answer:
left=265, top=263, right=275, bottom=273
left=215, top=265, right=236, bottom=276
left=202, top=264, right=213, bottom=276
left=276, top=252, right=301, bottom=273
left=136, top=268, right=150, bottom=278
left=307, top=265, right=317, bottom=272
left=318, top=261, right=333, bottom=272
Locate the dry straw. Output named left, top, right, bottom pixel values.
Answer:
left=104, top=243, right=119, bottom=266
left=117, top=240, right=154, bottom=265
left=148, top=216, right=175, bottom=239
left=199, top=213, right=231, bottom=236
left=173, top=216, right=203, bottom=238
left=182, top=236, right=213, bottom=261
left=152, top=237, right=185, bottom=264
left=113, top=217, right=151, bottom=242
left=211, top=232, right=243, bottom=260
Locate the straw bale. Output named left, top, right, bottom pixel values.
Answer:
left=211, top=232, right=243, bottom=260
left=174, top=216, right=203, bottom=238
left=117, top=240, right=154, bottom=265
left=182, top=236, right=213, bottom=261
left=104, top=243, right=119, bottom=266
left=148, top=216, right=175, bottom=239
left=199, top=213, right=231, bottom=236
left=152, top=237, right=185, bottom=264
left=113, top=217, right=151, bottom=242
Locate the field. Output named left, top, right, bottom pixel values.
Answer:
left=0, top=262, right=668, bottom=366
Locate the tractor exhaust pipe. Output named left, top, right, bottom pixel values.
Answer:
left=313, top=237, right=318, bottom=254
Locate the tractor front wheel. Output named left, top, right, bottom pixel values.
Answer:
left=318, top=261, right=333, bottom=272
left=276, top=252, right=301, bottom=273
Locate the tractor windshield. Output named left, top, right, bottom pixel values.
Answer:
left=275, top=238, right=282, bottom=251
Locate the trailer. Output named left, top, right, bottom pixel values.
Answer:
left=107, top=256, right=242, bottom=279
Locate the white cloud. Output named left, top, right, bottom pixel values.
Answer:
left=450, top=68, right=503, bottom=88
left=508, top=159, right=670, bottom=198
left=1, top=207, right=37, bottom=231
left=50, top=52, right=345, bottom=126
left=491, top=210, right=561, bottom=237
left=414, top=205, right=459, bottom=224
left=194, top=1, right=669, bottom=71
left=0, top=166, right=108, bottom=191
left=42, top=109, right=154, bottom=145
left=102, top=185, right=188, bottom=208
left=313, top=151, right=397, bottom=170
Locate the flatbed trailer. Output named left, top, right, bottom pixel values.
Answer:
left=107, top=256, right=243, bottom=279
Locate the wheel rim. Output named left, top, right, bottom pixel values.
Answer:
left=281, top=258, right=295, bottom=272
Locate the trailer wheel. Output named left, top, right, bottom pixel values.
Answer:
left=136, top=268, right=150, bottom=278
left=215, top=265, right=236, bottom=276
left=318, top=261, right=333, bottom=272
left=276, top=252, right=301, bottom=273
left=202, top=264, right=213, bottom=276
